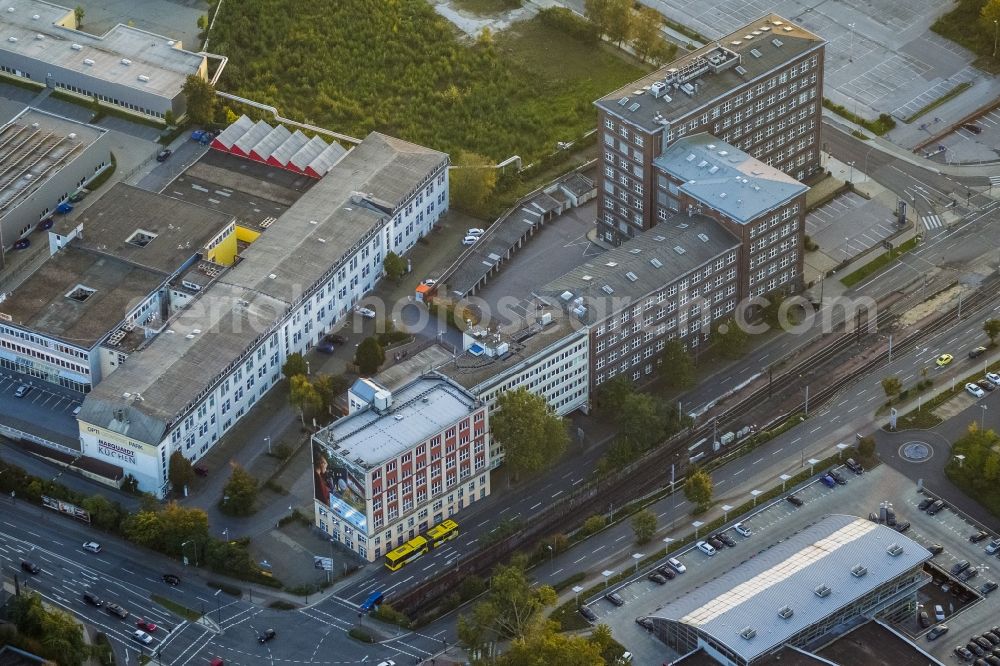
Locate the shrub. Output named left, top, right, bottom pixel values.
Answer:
left=579, top=514, right=607, bottom=537
left=269, top=600, right=298, bottom=610
left=348, top=627, right=375, bottom=643
left=371, top=603, right=411, bottom=627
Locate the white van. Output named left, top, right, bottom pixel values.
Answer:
left=697, top=540, right=717, bottom=556
left=667, top=557, right=686, bottom=573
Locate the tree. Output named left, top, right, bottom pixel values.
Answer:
left=383, top=251, right=407, bottom=282
left=220, top=463, right=258, bottom=516
left=168, top=451, right=195, bottom=492
left=594, top=375, right=634, bottom=415
left=123, top=502, right=208, bottom=557
left=181, top=75, right=216, bottom=125
left=684, top=467, right=713, bottom=512
left=197, top=14, right=208, bottom=30
left=164, top=109, right=176, bottom=127
left=982, top=0, right=1000, bottom=32
left=881, top=376, right=902, bottom=398
left=659, top=339, right=695, bottom=389
left=459, top=561, right=557, bottom=645
left=581, top=514, right=606, bottom=536
left=355, top=336, right=385, bottom=375
left=618, top=392, right=665, bottom=450
left=856, top=435, right=877, bottom=465
left=8, top=592, right=87, bottom=666
left=984, top=453, right=1000, bottom=482
left=491, top=388, right=569, bottom=478
left=712, top=318, right=749, bottom=359
left=605, top=0, right=632, bottom=47
left=631, top=7, right=665, bottom=62
left=450, top=151, right=497, bottom=211
left=583, top=0, right=611, bottom=37
left=985, top=319, right=1000, bottom=345
left=81, top=494, right=124, bottom=532
left=499, top=620, right=605, bottom=665
left=289, top=374, right=322, bottom=424
left=631, top=509, right=657, bottom=543
left=313, top=373, right=348, bottom=415
left=282, top=352, right=307, bottom=380
left=73, top=5, right=84, bottom=26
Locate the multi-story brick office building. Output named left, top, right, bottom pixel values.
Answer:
left=311, top=375, right=488, bottom=562
left=595, top=14, right=824, bottom=246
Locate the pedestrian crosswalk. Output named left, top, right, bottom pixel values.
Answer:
left=990, top=176, right=1000, bottom=187
left=921, top=214, right=943, bottom=230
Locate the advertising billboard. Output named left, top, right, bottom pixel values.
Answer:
left=313, top=439, right=368, bottom=532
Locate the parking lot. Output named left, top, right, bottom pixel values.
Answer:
left=0, top=371, right=82, bottom=447
left=805, top=190, right=902, bottom=257
left=929, top=108, right=1000, bottom=166
left=582, top=463, right=1000, bottom=665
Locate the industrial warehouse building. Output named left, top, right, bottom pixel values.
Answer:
left=0, top=0, right=208, bottom=119
left=641, top=515, right=932, bottom=665
left=77, top=131, right=450, bottom=496
left=0, top=106, right=109, bottom=251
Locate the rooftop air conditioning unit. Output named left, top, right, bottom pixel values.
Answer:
left=7, top=36, right=16, bottom=43
left=778, top=606, right=793, bottom=619
left=887, top=544, right=903, bottom=557
left=120, top=58, right=131, bottom=65
left=740, top=627, right=756, bottom=640
left=851, top=564, right=868, bottom=578
left=814, top=584, right=832, bottom=598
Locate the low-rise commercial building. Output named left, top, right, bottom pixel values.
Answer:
left=312, top=375, right=488, bottom=562
left=0, top=0, right=209, bottom=119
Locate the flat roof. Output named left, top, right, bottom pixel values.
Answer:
left=649, top=515, right=931, bottom=664
left=0, top=106, right=105, bottom=219
left=56, top=183, right=235, bottom=274
left=539, top=214, right=739, bottom=325
left=0, top=245, right=163, bottom=347
left=0, top=0, right=206, bottom=98
left=654, top=134, right=807, bottom=224
left=80, top=132, right=447, bottom=442
left=313, top=376, right=477, bottom=468
left=596, top=14, right=823, bottom=132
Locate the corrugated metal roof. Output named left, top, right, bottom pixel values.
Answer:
left=212, top=114, right=254, bottom=150
left=650, top=515, right=931, bottom=663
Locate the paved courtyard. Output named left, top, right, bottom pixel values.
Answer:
left=805, top=190, right=901, bottom=259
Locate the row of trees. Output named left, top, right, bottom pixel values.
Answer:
left=491, top=388, right=570, bottom=479
left=946, top=422, right=1000, bottom=514
left=4, top=592, right=89, bottom=666
left=282, top=352, right=350, bottom=423
left=584, top=0, right=677, bottom=63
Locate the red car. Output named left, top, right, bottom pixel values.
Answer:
left=136, top=619, right=157, bottom=632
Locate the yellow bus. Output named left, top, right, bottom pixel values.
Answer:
left=425, top=519, right=459, bottom=548
left=384, top=535, right=429, bottom=571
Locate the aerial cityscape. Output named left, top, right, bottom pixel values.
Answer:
left=0, top=0, right=999, bottom=664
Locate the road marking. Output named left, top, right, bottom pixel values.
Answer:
left=552, top=490, right=563, bottom=498
left=615, top=535, right=627, bottom=542
left=809, top=426, right=822, bottom=434
left=772, top=448, right=783, bottom=455
left=552, top=568, right=563, bottom=576
left=734, top=468, right=745, bottom=476
left=791, top=437, right=801, bottom=444
left=574, top=556, right=587, bottom=564
left=477, top=520, right=488, bottom=527
left=848, top=406, right=859, bottom=412
left=753, top=458, right=763, bottom=465
left=572, top=478, right=583, bottom=485
left=593, top=545, right=605, bottom=553
left=530, top=502, right=541, bottom=510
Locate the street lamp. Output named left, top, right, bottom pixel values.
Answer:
left=601, top=570, right=614, bottom=589
left=662, top=536, right=674, bottom=556
left=265, top=436, right=271, bottom=454
left=692, top=520, right=704, bottom=539
left=547, top=544, right=554, bottom=568
left=836, top=443, right=849, bottom=460
left=994, top=19, right=998, bottom=58
left=863, top=145, right=876, bottom=183
left=181, top=540, right=198, bottom=566
left=848, top=23, right=856, bottom=62
left=722, top=504, right=734, bottom=522
left=632, top=553, right=643, bottom=572
left=848, top=160, right=856, bottom=183
left=780, top=474, right=792, bottom=492
left=955, top=454, right=966, bottom=467
left=214, top=588, right=223, bottom=627
left=981, top=404, right=988, bottom=432
left=572, top=585, right=584, bottom=606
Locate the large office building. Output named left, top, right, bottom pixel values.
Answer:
left=0, top=106, right=110, bottom=250
left=312, top=375, right=488, bottom=562
left=77, top=132, right=449, bottom=496
left=0, top=0, right=208, bottom=119
left=595, top=14, right=824, bottom=246
left=642, top=515, right=931, bottom=665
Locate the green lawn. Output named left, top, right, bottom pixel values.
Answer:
left=840, top=236, right=919, bottom=287
left=209, top=1, right=648, bottom=162
left=452, top=0, right=522, bottom=14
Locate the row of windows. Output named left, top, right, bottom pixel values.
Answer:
left=750, top=250, right=799, bottom=285
left=55, top=82, right=165, bottom=118
left=0, top=337, right=91, bottom=375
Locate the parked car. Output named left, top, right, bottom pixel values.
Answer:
left=461, top=235, right=479, bottom=246
left=970, top=346, right=988, bottom=358
left=971, top=530, right=990, bottom=543
left=927, top=499, right=946, bottom=515
left=354, top=306, right=376, bottom=319
left=317, top=336, right=336, bottom=353
left=68, top=191, right=86, bottom=203
left=954, top=645, right=974, bottom=660
left=706, top=537, right=725, bottom=551
left=983, top=632, right=1000, bottom=645
left=258, top=628, right=276, bottom=643
left=13, top=384, right=32, bottom=398
left=963, top=123, right=984, bottom=134
left=132, top=630, right=153, bottom=645
left=648, top=572, right=668, bottom=585
left=845, top=458, right=864, bottom=475
left=696, top=541, right=717, bottom=556
left=952, top=560, right=972, bottom=575
left=155, top=148, right=172, bottom=162
left=960, top=568, right=980, bottom=582
left=967, top=383, right=986, bottom=399
left=918, top=610, right=930, bottom=627
left=162, top=574, right=181, bottom=586
left=918, top=497, right=935, bottom=510
left=927, top=544, right=944, bottom=555
left=376, top=661, right=396, bottom=666
left=13, top=238, right=30, bottom=250
left=106, top=603, right=129, bottom=619
left=82, top=541, right=101, bottom=554
left=20, top=560, right=40, bottom=574
left=981, top=581, right=999, bottom=596
left=656, top=566, right=676, bottom=580
left=194, top=466, right=209, bottom=477
left=467, top=228, right=485, bottom=236
left=935, top=604, right=946, bottom=621
left=975, top=637, right=993, bottom=651
left=820, top=474, right=836, bottom=488
left=786, top=494, right=804, bottom=507
left=578, top=605, right=597, bottom=622
left=666, top=557, right=686, bottom=574
left=83, top=592, right=103, bottom=607
left=136, top=619, right=157, bottom=632
left=326, top=333, right=347, bottom=344
left=968, top=642, right=986, bottom=657
left=604, top=592, right=625, bottom=607
left=827, top=469, right=847, bottom=485
left=987, top=372, right=1000, bottom=386
left=979, top=379, right=996, bottom=392
left=926, top=624, right=948, bottom=640
left=734, top=522, right=752, bottom=537
left=894, top=521, right=911, bottom=533
left=716, top=533, right=737, bottom=548
left=936, top=353, right=954, bottom=366
left=635, top=617, right=655, bottom=630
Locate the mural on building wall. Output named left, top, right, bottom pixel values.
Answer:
left=313, top=440, right=367, bottom=531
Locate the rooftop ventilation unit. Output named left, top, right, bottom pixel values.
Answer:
left=719, top=192, right=727, bottom=199
left=137, top=74, right=150, bottom=82
left=887, top=543, right=904, bottom=557
left=582, top=275, right=593, bottom=281
left=750, top=48, right=762, bottom=58
left=772, top=20, right=784, bottom=25
left=633, top=89, right=645, bottom=95
left=681, top=83, right=696, bottom=96
left=760, top=26, right=772, bottom=31
left=601, top=285, right=614, bottom=295
left=71, top=43, right=82, bottom=49
left=34, top=34, right=43, bottom=40
left=730, top=40, right=742, bottom=46
left=686, top=153, right=696, bottom=162
left=783, top=25, right=793, bottom=31
left=625, top=271, right=638, bottom=282
left=650, top=81, right=667, bottom=98
left=560, top=291, right=574, bottom=301
left=605, top=261, right=618, bottom=267
left=772, top=38, right=784, bottom=47
left=740, top=627, right=756, bottom=640
left=5, top=7, right=12, bottom=12
left=32, top=13, right=39, bottom=19
left=735, top=65, right=748, bottom=76
left=628, top=102, right=640, bottom=112
left=83, top=58, right=94, bottom=65
left=650, top=258, right=663, bottom=268
left=697, top=233, right=709, bottom=242
left=6, top=36, right=15, bottom=43
left=744, top=34, right=754, bottom=40
left=121, top=58, right=131, bottom=65
left=697, top=160, right=708, bottom=168
left=708, top=165, right=719, bottom=174
left=752, top=30, right=762, bottom=36
left=851, top=564, right=868, bottom=578
left=673, top=245, right=686, bottom=255
left=814, top=584, right=832, bottom=598
left=653, top=235, right=666, bottom=241
left=778, top=606, right=794, bottom=619
left=629, top=248, right=642, bottom=254
left=618, top=97, right=629, bottom=106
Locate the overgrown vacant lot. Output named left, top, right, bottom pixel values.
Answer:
left=209, top=0, right=648, bottom=160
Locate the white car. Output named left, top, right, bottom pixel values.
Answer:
left=986, top=538, right=1000, bottom=555
left=934, top=604, right=945, bottom=621
left=696, top=540, right=717, bottom=556
left=354, top=306, right=376, bottom=319
left=461, top=235, right=479, bottom=246
left=376, top=661, right=396, bottom=666
left=966, top=382, right=986, bottom=398
left=132, top=630, right=152, bottom=645
left=734, top=522, right=752, bottom=538
left=467, top=228, right=485, bottom=236
left=82, top=541, right=101, bottom=554
left=666, top=557, right=686, bottom=573
left=987, top=372, right=1000, bottom=387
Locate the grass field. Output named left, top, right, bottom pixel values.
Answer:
left=932, top=0, right=1000, bottom=74
left=452, top=0, right=522, bottom=14
left=209, top=0, right=648, bottom=162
